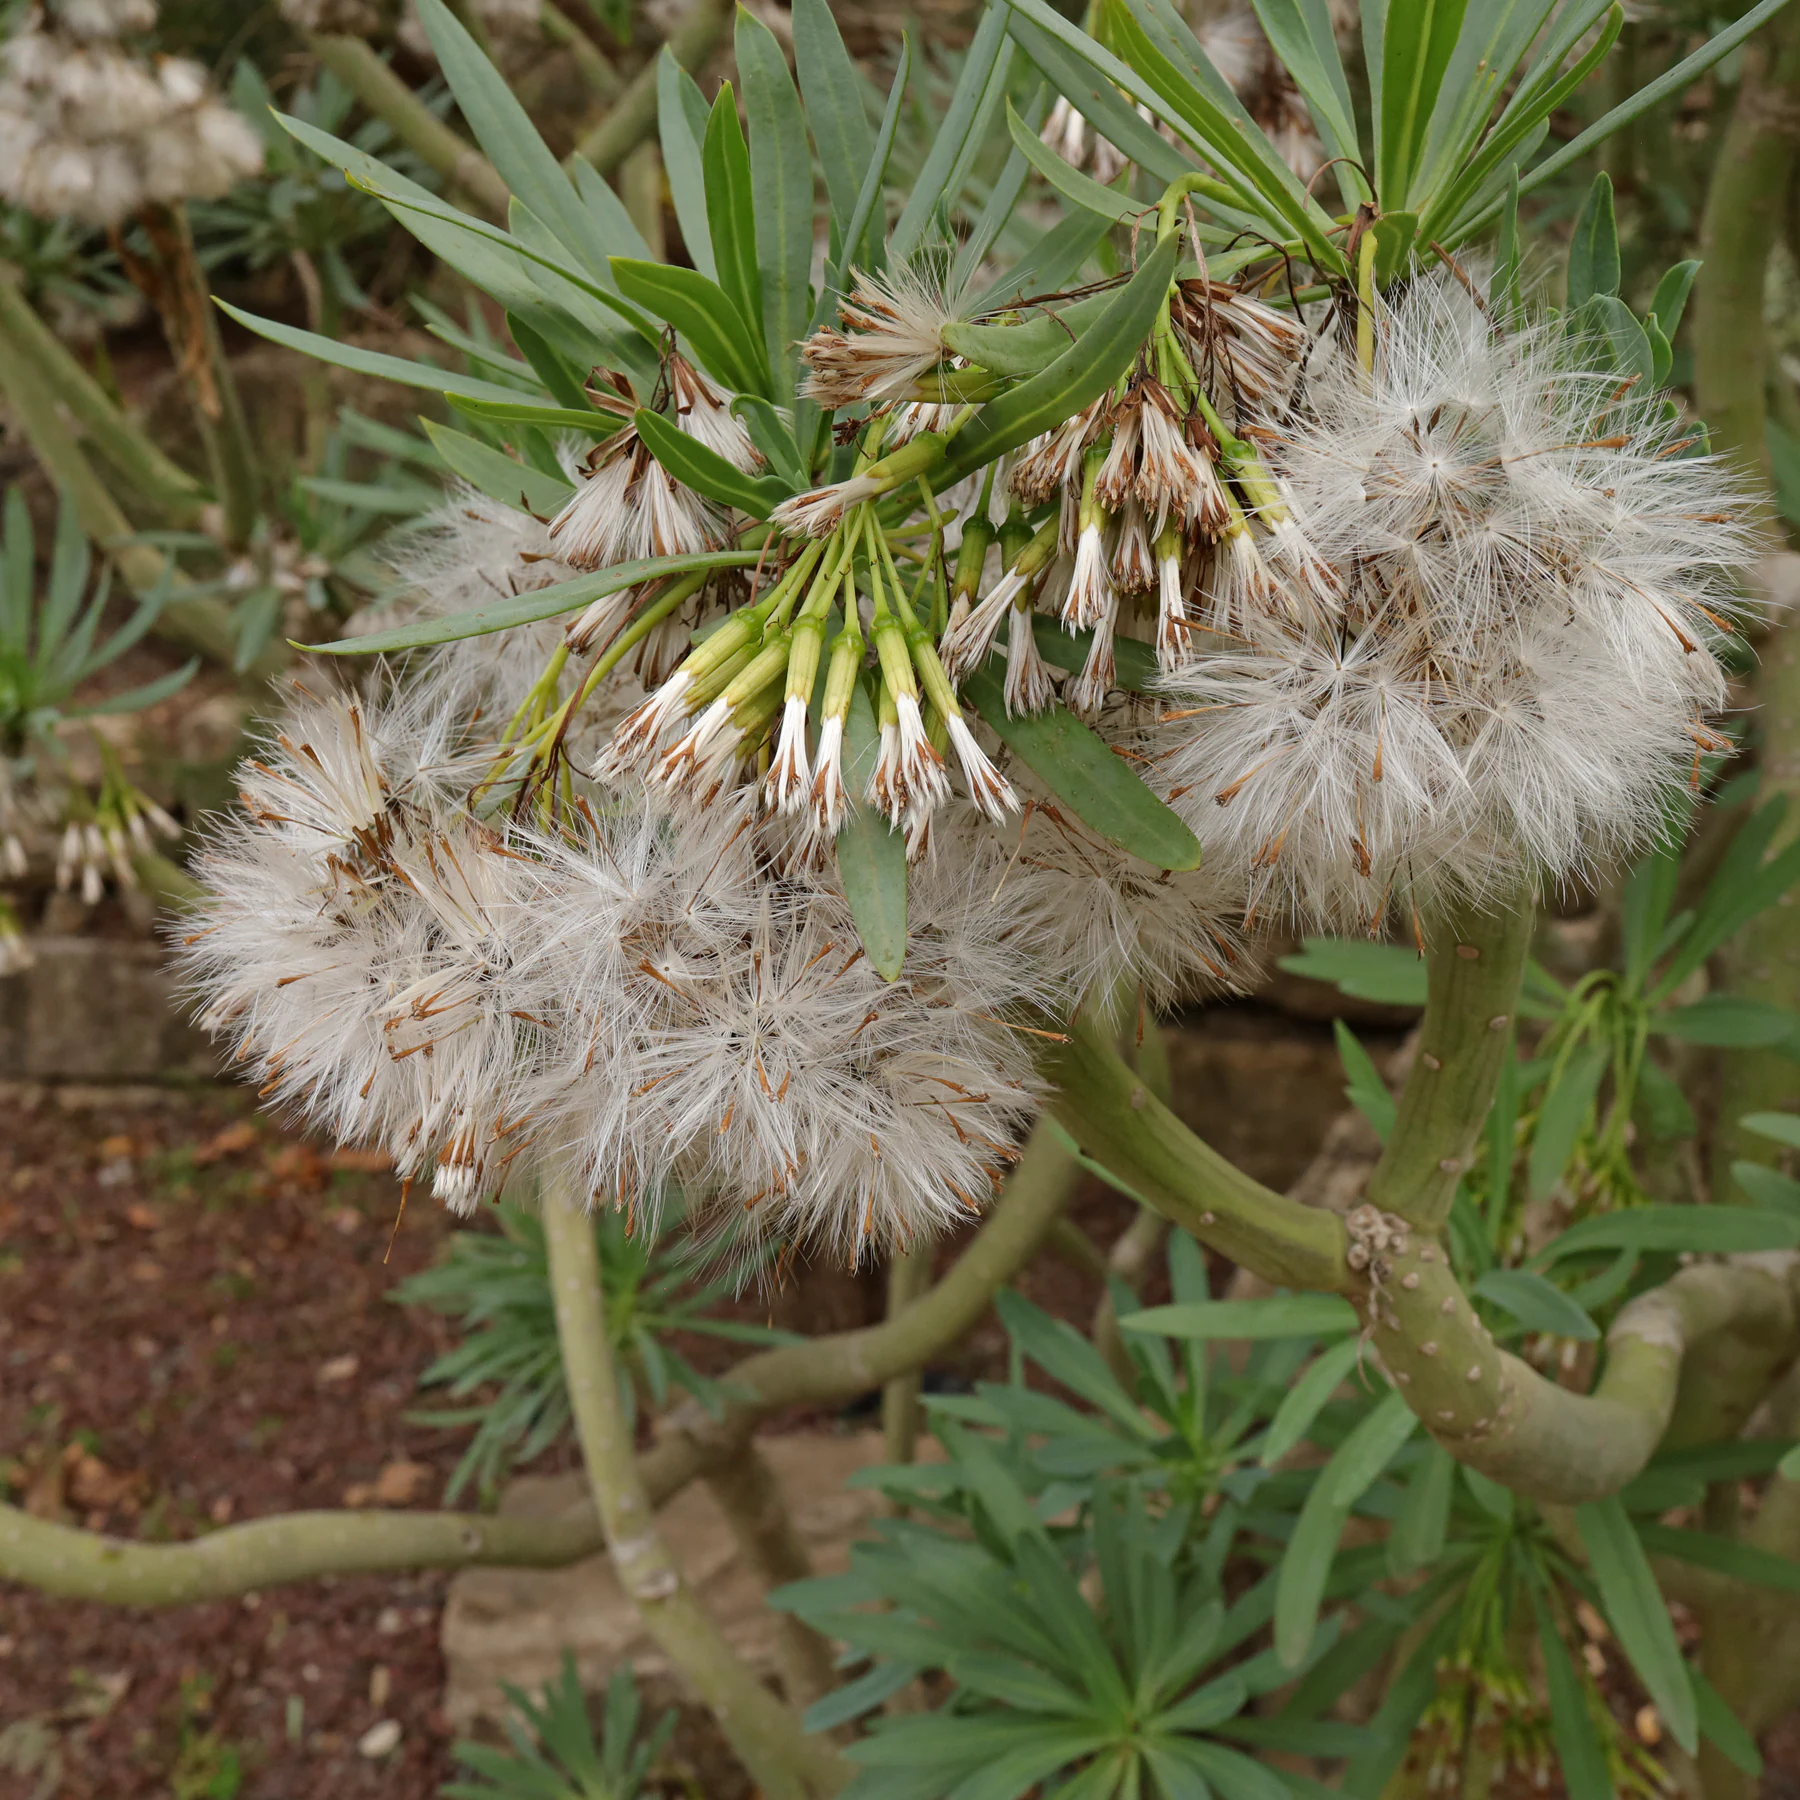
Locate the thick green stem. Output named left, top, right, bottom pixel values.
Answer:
left=702, top=1444, right=840, bottom=1709
left=306, top=34, right=512, bottom=218
left=0, top=265, right=205, bottom=522
left=881, top=1242, right=935, bottom=1470
left=1365, top=888, right=1536, bottom=1233
left=571, top=0, right=731, bottom=177
left=1043, top=1018, right=1800, bottom=1503
left=540, top=1170, right=849, bottom=1798
left=1693, top=10, right=1800, bottom=473
left=541, top=0, right=623, bottom=102
left=0, top=1502, right=601, bottom=1604
left=1043, top=1012, right=1350, bottom=1292
left=0, top=304, right=282, bottom=678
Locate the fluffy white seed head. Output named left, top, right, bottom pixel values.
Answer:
left=1157, top=266, right=1756, bottom=927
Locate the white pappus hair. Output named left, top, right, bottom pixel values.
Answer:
left=1158, top=266, right=1757, bottom=928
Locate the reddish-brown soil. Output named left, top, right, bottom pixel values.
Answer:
left=0, top=1076, right=1148, bottom=1800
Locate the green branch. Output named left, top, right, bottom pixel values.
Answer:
left=0, top=1500, right=600, bottom=1605
left=1366, top=886, right=1536, bottom=1233
left=570, top=0, right=732, bottom=177
left=540, top=1166, right=850, bottom=1799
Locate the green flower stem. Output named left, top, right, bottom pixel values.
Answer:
left=1364, top=887, right=1537, bottom=1233
left=539, top=1166, right=850, bottom=1799
left=0, top=302, right=282, bottom=678
left=305, top=34, right=511, bottom=218
left=0, top=265, right=205, bottom=523
left=570, top=0, right=733, bottom=178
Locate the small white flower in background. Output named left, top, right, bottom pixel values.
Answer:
left=0, top=1, right=261, bottom=227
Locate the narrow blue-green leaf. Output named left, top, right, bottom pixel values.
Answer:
left=703, top=84, right=764, bottom=343
left=422, top=420, right=573, bottom=514
left=1335, top=1020, right=1396, bottom=1143
left=1387, top=1441, right=1455, bottom=1578
left=658, top=49, right=717, bottom=280
left=1004, top=8, right=1191, bottom=187
left=1635, top=1524, right=1800, bottom=1596
left=448, top=394, right=623, bottom=437
left=215, top=303, right=528, bottom=405
left=1732, top=1161, right=1800, bottom=1217
left=610, top=257, right=768, bottom=396
left=950, top=89, right=1047, bottom=293
left=891, top=1, right=1010, bottom=262
left=1526, top=1043, right=1608, bottom=1202
left=1246, top=0, right=1362, bottom=202
left=68, top=658, right=198, bottom=719
left=792, top=0, right=874, bottom=239
left=1276, top=1391, right=1415, bottom=1668
left=1693, top=1665, right=1764, bottom=1780
left=1005, top=95, right=1141, bottom=224
left=1122, top=1295, right=1357, bottom=1341
left=1575, top=1496, right=1697, bottom=1753
left=632, top=409, right=792, bottom=519
left=1278, top=938, right=1427, bottom=1006
left=1652, top=994, right=1798, bottom=1048
left=309, top=551, right=764, bottom=654
left=1567, top=172, right=1621, bottom=306
left=1472, top=1269, right=1597, bottom=1341
left=413, top=0, right=615, bottom=283
left=961, top=661, right=1200, bottom=870
left=1536, top=1205, right=1800, bottom=1264
left=1375, top=0, right=1470, bottom=204
left=1651, top=260, right=1700, bottom=343
left=1260, top=1335, right=1362, bottom=1466
left=836, top=678, right=907, bottom=980
left=735, top=6, right=814, bottom=395
left=1508, top=0, right=1792, bottom=214
left=829, top=34, right=909, bottom=296
left=1532, top=1594, right=1614, bottom=1800
left=1742, top=1111, right=1800, bottom=1151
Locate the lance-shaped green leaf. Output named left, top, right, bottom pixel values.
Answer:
left=658, top=49, right=717, bottom=280
left=1576, top=1496, right=1698, bottom=1753
left=793, top=0, right=874, bottom=242
left=891, top=1, right=1011, bottom=262
left=1122, top=1295, right=1357, bottom=1340
left=1653, top=994, right=1799, bottom=1048
left=1005, top=96, right=1142, bottom=224
left=215, top=303, right=528, bottom=405
left=449, top=395, right=625, bottom=437
left=309, top=551, right=766, bottom=654
left=1276, top=1391, right=1417, bottom=1668
left=835, top=677, right=907, bottom=980
left=1471, top=1269, right=1597, bottom=1341
left=412, top=0, right=621, bottom=284
left=1031, top=617, right=1159, bottom=692
left=1387, top=1441, right=1455, bottom=1577
left=938, top=236, right=1179, bottom=485
left=422, top=421, right=573, bottom=515
left=1526, top=1042, right=1607, bottom=1202
left=1373, top=0, right=1470, bottom=206
left=611, top=258, right=769, bottom=397
left=1260, top=1335, right=1363, bottom=1468
left=1247, top=0, right=1362, bottom=204
left=828, top=33, right=909, bottom=296
left=1530, top=1588, right=1614, bottom=1800
left=960, top=656, right=1200, bottom=870
left=1005, top=8, right=1190, bottom=187
left=736, top=6, right=815, bottom=395
left=632, top=408, right=792, bottom=519
left=1535, top=1204, right=1800, bottom=1264
left=704, top=84, right=764, bottom=343
left=1567, top=172, right=1620, bottom=307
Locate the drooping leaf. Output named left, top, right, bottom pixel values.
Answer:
left=421, top=420, right=573, bottom=514
left=736, top=6, right=815, bottom=396
left=1387, top=1441, right=1455, bottom=1578
left=1261, top=1336, right=1363, bottom=1467
left=1536, top=1205, right=1800, bottom=1264
left=1575, top=1496, right=1697, bottom=1753
left=631, top=409, right=792, bottom=518
left=1471, top=1269, right=1598, bottom=1341
left=1531, top=1592, right=1614, bottom=1800
left=961, top=657, right=1201, bottom=871
left=1653, top=994, right=1799, bottom=1049
left=309, top=551, right=765, bottom=654
left=1005, top=96, right=1140, bottom=225
left=1278, top=938, right=1427, bottom=1006
left=834, top=676, right=908, bottom=980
